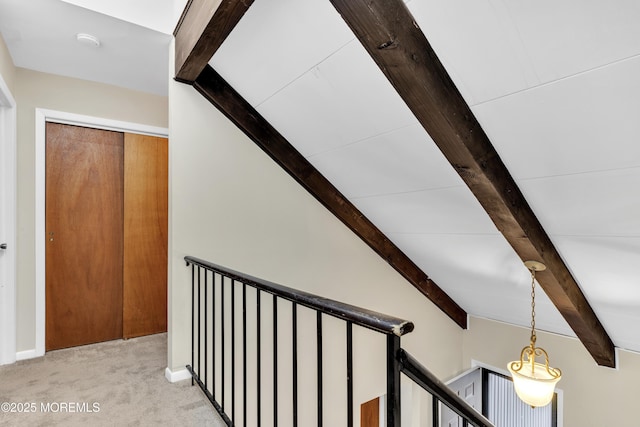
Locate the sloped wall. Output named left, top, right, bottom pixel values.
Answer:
left=168, top=41, right=463, bottom=426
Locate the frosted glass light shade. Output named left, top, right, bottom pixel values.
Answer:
left=508, top=361, right=561, bottom=407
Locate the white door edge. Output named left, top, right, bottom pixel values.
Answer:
left=0, top=73, right=16, bottom=365
left=33, top=108, right=168, bottom=359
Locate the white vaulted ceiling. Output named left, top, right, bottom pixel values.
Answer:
left=2, top=0, right=640, bottom=354
left=209, top=0, right=640, bottom=352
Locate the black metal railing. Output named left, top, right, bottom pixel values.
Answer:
left=398, top=350, right=494, bottom=427
left=185, top=255, right=494, bottom=427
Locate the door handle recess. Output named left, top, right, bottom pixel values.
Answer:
left=0, top=243, right=6, bottom=250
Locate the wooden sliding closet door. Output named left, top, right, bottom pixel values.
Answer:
left=46, top=123, right=168, bottom=350
left=123, top=133, right=168, bottom=338
left=46, top=123, right=124, bottom=351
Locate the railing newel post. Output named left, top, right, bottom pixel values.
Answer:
left=432, top=395, right=440, bottom=427
left=386, top=334, right=401, bottom=427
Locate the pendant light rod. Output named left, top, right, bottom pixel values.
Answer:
left=524, top=261, right=545, bottom=346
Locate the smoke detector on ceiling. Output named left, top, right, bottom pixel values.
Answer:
left=76, top=33, right=101, bottom=48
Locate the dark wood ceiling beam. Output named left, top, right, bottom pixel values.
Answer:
left=173, top=0, right=254, bottom=83
left=171, top=0, right=469, bottom=328
left=193, top=65, right=468, bottom=328
left=328, top=0, right=616, bottom=367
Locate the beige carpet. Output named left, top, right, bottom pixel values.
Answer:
left=0, top=333, right=225, bottom=426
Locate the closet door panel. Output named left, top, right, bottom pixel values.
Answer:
left=45, top=123, right=124, bottom=350
left=123, top=133, right=168, bottom=338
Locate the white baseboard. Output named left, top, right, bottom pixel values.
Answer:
left=0, top=355, right=16, bottom=366
left=16, top=348, right=40, bottom=361
left=165, top=367, right=192, bottom=383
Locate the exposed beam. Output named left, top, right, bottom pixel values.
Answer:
left=329, top=0, right=615, bottom=367
left=172, top=0, right=469, bottom=328
left=193, top=65, right=468, bottom=328
left=173, top=0, right=254, bottom=83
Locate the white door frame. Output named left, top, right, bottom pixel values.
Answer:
left=0, top=74, right=16, bottom=365
left=32, top=108, right=168, bottom=359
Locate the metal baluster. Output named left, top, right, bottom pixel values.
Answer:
left=347, top=321, right=353, bottom=427
left=292, top=302, right=298, bottom=427
left=243, top=283, right=247, bottom=427
left=232, top=279, right=236, bottom=424
left=190, top=264, right=195, bottom=386
left=317, top=311, right=323, bottom=427
left=257, top=290, right=261, bottom=427
left=197, top=266, right=201, bottom=381
left=222, top=275, right=226, bottom=412
left=273, top=295, right=278, bottom=426
left=212, top=273, right=216, bottom=401
left=204, top=269, right=208, bottom=392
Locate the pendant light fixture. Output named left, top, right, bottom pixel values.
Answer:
left=508, top=261, right=562, bottom=408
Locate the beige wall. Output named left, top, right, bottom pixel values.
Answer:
left=168, top=42, right=462, bottom=425
left=0, top=33, right=15, bottom=91
left=15, top=68, right=168, bottom=351
left=464, top=316, right=640, bottom=426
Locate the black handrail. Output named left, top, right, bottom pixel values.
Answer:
left=185, top=255, right=494, bottom=427
left=398, top=349, right=495, bottom=427
left=185, top=256, right=414, bottom=336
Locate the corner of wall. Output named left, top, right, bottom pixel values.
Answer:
left=164, top=367, right=191, bottom=383
left=0, top=32, right=16, bottom=92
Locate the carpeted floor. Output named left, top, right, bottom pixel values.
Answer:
left=0, top=333, right=225, bottom=426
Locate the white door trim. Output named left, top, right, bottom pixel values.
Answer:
left=33, top=108, right=168, bottom=359
left=0, top=74, right=16, bottom=365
